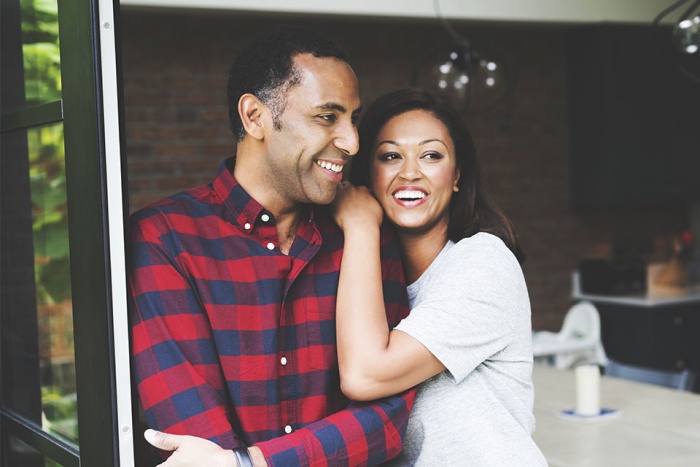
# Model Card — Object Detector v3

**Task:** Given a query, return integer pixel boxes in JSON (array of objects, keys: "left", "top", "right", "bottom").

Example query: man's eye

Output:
[{"left": 318, "top": 114, "right": 337, "bottom": 123}]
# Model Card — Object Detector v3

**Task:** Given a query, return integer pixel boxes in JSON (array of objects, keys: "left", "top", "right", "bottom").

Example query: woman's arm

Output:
[{"left": 332, "top": 183, "right": 445, "bottom": 401}]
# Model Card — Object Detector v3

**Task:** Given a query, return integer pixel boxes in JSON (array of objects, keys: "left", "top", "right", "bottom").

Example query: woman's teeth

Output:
[
  {"left": 316, "top": 160, "right": 343, "bottom": 173},
  {"left": 394, "top": 190, "right": 426, "bottom": 200}
]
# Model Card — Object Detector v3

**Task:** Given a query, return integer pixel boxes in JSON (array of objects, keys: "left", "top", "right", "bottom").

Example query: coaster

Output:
[{"left": 558, "top": 408, "right": 621, "bottom": 422}]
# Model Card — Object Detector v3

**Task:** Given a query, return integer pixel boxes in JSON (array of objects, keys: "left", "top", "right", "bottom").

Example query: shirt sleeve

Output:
[
  {"left": 129, "top": 216, "right": 243, "bottom": 449},
  {"left": 255, "top": 225, "right": 415, "bottom": 466},
  {"left": 255, "top": 390, "right": 416, "bottom": 466}
]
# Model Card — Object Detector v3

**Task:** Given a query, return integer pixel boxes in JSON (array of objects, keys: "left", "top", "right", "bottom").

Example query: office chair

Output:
[
  {"left": 604, "top": 359, "right": 697, "bottom": 391},
  {"left": 532, "top": 301, "right": 608, "bottom": 370}
]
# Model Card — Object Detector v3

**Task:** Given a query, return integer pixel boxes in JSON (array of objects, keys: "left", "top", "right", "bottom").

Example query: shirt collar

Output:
[
  {"left": 212, "top": 156, "right": 315, "bottom": 232},
  {"left": 212, "top": 156, "right": 269, "bottom": 232}
]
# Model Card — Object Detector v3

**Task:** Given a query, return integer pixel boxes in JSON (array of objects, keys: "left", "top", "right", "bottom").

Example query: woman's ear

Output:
[
  {"left": 239, "top": 94, "right": 266, "bottom": 140},
  {"left": 453, "top": 169, "right": 461, "bottom": 192}
]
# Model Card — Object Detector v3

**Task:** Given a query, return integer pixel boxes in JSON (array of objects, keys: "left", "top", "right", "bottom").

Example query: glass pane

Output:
[
  {"left": 6, "top": 434, "right": 65, "bottom": 467},
  {"left": 2, "top": 123, "right": 79, "bottom": 445},
  {"left": 21, "top": 0, "right": 61, "bottom": 107},
  {"left": 29, "top": 123, "right": 78, "bottom": 444}
]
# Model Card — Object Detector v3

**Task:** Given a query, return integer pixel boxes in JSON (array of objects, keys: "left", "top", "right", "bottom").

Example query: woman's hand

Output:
[
  {"left": 331, "top": 182, "right": 383, "bottom": 231},
  {"left": 144, "top": 429, "right": 267, "bottom": 467}
]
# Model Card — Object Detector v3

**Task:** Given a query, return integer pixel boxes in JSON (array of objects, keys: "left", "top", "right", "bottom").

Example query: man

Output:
[{"left": 129, "top": 27, "right": 414, "bottom": 466}]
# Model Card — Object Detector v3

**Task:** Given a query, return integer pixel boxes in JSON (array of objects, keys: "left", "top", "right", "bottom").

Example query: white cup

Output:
[{"left": 575, "top": 364, "right": 601, "bottom": 416}]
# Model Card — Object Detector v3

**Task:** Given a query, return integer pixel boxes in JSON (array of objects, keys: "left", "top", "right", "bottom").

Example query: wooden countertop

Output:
[{"left": 532, "top": 364, "right": 700, "bottom": 466}]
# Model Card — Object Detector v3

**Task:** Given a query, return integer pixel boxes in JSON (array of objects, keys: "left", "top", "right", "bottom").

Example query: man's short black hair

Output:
[{"left": 226, "top": 26, "right": 350, "bottom": 140}]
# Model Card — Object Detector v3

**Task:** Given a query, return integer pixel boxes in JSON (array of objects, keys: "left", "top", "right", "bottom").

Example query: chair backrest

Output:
[
  {"left": 559, "top": 301, "right": 600, "bottom": 342},
  {"left": 604, "top": 359, "right": 697, "bottom": 391}
]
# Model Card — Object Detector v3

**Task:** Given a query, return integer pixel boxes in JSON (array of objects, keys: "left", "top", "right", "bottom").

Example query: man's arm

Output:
[
  {"left": 130, "top": 218, "right": 243, "bottom": 449},
  {"left": 250, "top": 218, "right": 416, "bottom": 466},
  {"left": 253, "top": 389, "right": 415, "bottom": 466}
]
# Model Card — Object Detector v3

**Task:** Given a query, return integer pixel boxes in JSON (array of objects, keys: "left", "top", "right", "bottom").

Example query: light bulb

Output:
[
  {"left": 672, "top": 15, "right": 700, "bottom": 54},
  {"left": 439, "top": 62, "right": 453, "bottom": 74}
]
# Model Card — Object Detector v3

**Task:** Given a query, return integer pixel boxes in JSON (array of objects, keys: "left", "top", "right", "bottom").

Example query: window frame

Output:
[{"left": 0, "top": 0, "right": 134, "bottom": 465}]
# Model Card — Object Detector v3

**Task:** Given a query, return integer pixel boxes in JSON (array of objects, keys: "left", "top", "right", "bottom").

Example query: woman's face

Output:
[{"left": 370, "top": 109, "right": 460, "bottom": 236}]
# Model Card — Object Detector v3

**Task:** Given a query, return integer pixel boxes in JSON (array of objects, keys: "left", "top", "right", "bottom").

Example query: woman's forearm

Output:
[{"left": 336, "top": 223, "right": 392, "bottom": 400}]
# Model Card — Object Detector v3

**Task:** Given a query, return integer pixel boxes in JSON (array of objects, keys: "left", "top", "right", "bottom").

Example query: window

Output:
[{"left": 1, "top": 0, "right": 134, "bottom": 465}]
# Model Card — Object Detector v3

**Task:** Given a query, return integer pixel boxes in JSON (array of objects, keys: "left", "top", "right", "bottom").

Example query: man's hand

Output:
[{"left": 144, "top": 429, "right": 267, "bottom": 467}]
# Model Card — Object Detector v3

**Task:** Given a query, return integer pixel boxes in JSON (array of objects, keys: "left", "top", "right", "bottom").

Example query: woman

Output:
[{"left": 331, "top": 89, "right": 546, "bottom": 465}]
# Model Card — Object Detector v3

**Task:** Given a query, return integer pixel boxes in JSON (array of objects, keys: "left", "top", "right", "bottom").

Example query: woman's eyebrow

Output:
[
  {"left": 376, "top": 138, "right": 448, "bottom": 148},
  {"left": 418, "top": 138, "right": 447, "bottom": 147}
]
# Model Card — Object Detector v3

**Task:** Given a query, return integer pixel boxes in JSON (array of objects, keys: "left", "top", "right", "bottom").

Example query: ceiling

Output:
[{"left": 119, "top": 0, "right": 677, "bottom": 25}]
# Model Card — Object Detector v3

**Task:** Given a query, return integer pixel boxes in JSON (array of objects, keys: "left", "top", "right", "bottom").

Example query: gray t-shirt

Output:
[{"left": 388, "top": 232, "right": 547, "bottom": 466}]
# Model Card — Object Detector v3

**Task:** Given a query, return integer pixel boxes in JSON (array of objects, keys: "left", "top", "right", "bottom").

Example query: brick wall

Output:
[{"left": 120, "top": 9, "right": 689, "bottom": 330}]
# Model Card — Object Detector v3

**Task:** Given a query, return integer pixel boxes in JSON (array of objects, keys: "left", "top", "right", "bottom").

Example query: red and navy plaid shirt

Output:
[{"left": 129, "top": 157, "right": 414, "bottom": 466}]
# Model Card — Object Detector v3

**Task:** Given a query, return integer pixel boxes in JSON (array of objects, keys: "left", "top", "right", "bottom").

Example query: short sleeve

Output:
[{"left": 394, "top": 235, "right": 529, "bottom": 383}]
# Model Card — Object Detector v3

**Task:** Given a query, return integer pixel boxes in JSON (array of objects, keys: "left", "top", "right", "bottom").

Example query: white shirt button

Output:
[
  {"left": 280, "top": 356, "right": 287, "bottom": 366},
  {"left": 244, "top": 222, "right": 251, "bottom": 230},
  {"left": 284, "top": 425, "right": 292, "bottom": 434},
  {"left": 266, "top": 242, "right": 275, "bottom": 250},
  {"left": 261, "top": 213, "right": 270, "bottom": 222}
]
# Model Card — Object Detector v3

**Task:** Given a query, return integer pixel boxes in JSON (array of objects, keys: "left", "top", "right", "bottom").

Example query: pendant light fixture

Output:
[
  {"left": 654, "top": 0, "right": 700, "bottom": 54},
  {"left": 411, "top": 0, "right": 515, "bottom": 114}
]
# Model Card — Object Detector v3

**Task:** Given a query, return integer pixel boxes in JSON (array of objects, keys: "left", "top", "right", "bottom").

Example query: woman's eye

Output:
[
  {"left": 378, "top": 152, "right": 400, "bottom": 161},
  {"left": 423, "top": 152, "right": 443, "bottom": 160}
]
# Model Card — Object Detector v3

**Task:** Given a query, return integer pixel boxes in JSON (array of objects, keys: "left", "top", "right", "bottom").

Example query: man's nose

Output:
[{"left": 334, "top": 120, "right": 360, "bottom": 156}]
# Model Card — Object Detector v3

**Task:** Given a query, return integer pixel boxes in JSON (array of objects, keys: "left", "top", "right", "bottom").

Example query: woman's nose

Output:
[{"left": 398, "top": 158, "right": 421, "bottom": 180}]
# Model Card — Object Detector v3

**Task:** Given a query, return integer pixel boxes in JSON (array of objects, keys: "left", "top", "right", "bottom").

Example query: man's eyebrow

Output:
[
  {"left": 316, "top": 103, "right": 363, "bottom": 115},
  {"left": 317, "top": 103, "right": 346, "bottom": 112}
]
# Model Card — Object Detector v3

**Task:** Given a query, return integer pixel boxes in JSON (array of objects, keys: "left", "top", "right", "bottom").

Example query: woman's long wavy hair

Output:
[{"left": 350, "top": 88, "right": 524, "bottom": 263}]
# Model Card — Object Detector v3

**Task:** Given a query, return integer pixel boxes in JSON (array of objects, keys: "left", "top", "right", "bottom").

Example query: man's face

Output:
[{"left": 261, "top": 54, "right": 361, "bottom": 209}]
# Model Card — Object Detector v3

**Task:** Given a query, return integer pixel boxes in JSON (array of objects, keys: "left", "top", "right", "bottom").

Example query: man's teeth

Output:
[
  {"left": 394, "top": 190, "right": 426, "bottom": 200},
  {"left": 316, "top": 161, "right": 343, "bottom": 173}
]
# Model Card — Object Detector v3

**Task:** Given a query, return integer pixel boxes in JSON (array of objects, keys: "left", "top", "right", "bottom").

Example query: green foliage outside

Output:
[
  {"left": 23, "top": 0, "right": 69, "bottom": 308},
  {"left": 41, "top": 386, "right": 78, "bottom": 444},
  {"left": 22, "top": 0, "right": 62, "bottom": 105}
]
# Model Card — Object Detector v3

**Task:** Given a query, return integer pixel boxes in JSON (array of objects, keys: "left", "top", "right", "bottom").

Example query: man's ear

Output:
[{"left": 239, "top": 93, "right": 266, "bottom": 140}]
